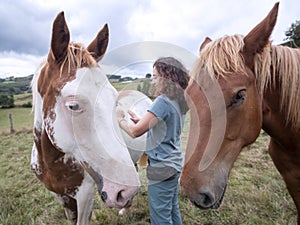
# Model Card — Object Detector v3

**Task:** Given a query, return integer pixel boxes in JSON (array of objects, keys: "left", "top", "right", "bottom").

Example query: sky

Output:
[{"left": 0, "top": 0, "right": 299, "bottom": 78}]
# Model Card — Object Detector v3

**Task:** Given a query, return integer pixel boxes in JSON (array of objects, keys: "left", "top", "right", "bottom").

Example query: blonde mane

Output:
[
  {"left": 60, "top": 42, "right": 97, "bottom": 77},
  {"left": 256, "top": 44, "right": 300, "bottom": 127},
  {"left": 191, "top": 34, "right": 246, "bottom": 80},
  {"left": 31, "top": 42, "right": 97, "bottom": 110},
  {"left": 191, "top": 34, "right": 300, "bottom": 128}
]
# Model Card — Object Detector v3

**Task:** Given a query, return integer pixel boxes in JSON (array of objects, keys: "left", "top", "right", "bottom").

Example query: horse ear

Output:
[
  {"left": 243, "top": 2, "right": 279, "bottom": 67},
  {"left": 87, "top": 24, "right": 109, "bottom": 62},
  {"left": 51, "top": 12, "right": 70, "bottom": 63},
  {"left": 199, "top": 37, "right": 212, "bottom": 53}
]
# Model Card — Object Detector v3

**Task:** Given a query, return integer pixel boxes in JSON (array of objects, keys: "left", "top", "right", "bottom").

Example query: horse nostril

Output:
[
  {"left": 199, "top": 191, "right": 214, "bottom": 207},
  {"left": 116, "top": 190, "right": 124, "bottom": 202},
  {"left": 101, "top": 191, "right": 108, "bottom": 202}
]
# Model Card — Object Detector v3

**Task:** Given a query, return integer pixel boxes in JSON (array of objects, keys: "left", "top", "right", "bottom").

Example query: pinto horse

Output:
[
  {"left": 31, "top": 12, "right": 150, "bottom": 224},
  {"left": 180, "top": 3, "right": 300, "bottom": 223}
]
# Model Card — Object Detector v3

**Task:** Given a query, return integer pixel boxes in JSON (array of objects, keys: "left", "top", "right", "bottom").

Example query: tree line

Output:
[
  {"left": 282, "top": 20, "right": 300, "bottom": 47},
  {"left": 0, "top": 75, "right": 33, "bottom": 95},
  {"left": 0, "top": 75, "right": 33, "bottom": 108}
]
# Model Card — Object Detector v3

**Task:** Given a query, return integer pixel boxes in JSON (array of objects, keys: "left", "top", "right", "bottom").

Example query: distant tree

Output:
[
  {"left": 0, "top": 94, "right": 14, "bottom": 108},
  {"left": 283, "top": 20, "right": 300, "bottom": 48},
  {"left": 137, "top": 83, "right": 142, "bottom": 92},
  {"left": 21, "top": 101, "right": 32, "bottom": 108},
  {"left": 137, "top": 73, "right": 152, "bottom": 97},
  {"left": 143, "top": 75, "right": 151, "bottom": 95}
]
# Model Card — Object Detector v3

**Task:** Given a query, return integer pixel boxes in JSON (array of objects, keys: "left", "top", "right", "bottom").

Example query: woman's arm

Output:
[{"left": 117, "top": 110, "right": 158, "bottom": 138}]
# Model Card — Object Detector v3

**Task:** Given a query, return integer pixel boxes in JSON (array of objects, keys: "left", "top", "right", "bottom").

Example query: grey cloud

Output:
[
  {"left": 0, "top": 1, "right": 57, "bottom": 55},
  {"left": 0, "top": 0, "right": 142, "bottom": 56}
]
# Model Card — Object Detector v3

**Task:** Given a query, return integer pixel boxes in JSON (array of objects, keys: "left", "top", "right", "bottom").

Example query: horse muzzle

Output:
[
  {"left": 100, "top": 177, "right": 139, "bottom": 208},
  {"left": 192, "top": 185, "right": 227, "bottom": 209}
]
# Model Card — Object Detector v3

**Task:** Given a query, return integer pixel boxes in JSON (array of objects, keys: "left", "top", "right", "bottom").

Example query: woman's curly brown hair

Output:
[{"left": 153, "top": 57, "right": 190, "bottom": 114}]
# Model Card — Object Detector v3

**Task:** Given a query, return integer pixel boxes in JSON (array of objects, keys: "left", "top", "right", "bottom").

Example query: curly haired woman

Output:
[{"left": 117, "top": 57, "right": 189, "bottom": 225}]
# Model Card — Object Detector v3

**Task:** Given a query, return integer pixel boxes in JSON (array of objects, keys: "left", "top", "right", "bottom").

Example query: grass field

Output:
[
  {"left": 0, "top": 83, "right": 297, "bottom": 224},
  {"left": 0, "top": 107, "right": 33, "bottom": 134},
  {"left": 0, "top": 118, "right": 297, "bottom": 224},
  {"left": 14, "top": 93, "right": 32, "bottom": 106}
]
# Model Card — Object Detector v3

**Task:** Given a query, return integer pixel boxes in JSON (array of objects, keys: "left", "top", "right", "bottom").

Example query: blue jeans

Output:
[{"left": 147, "top": 172, "right": 182, "bottom": 225}]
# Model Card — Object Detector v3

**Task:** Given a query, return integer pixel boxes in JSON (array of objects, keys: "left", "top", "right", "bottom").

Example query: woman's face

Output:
[{"left": 152, "top": 67, "right": 160, "bottom": 87}]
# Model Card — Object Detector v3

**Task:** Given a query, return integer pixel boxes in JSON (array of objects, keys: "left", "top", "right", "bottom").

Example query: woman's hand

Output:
[
  {"left": 128, "top": 110, "right": 140, "bottom": 124},
  {"left": 117, "top": 109, "right": 157, "bottom": 138}
]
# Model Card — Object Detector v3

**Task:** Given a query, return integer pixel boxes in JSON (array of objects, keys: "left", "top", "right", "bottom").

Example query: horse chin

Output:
[
  {"left": 121, "top": 199, "right": 132, "bottom": 209},
  {"left": 104, "top": 199, "right": 131, "bottom": 209},
  {"left": 192, "top": 200, "right": 222, "bottom": 210}
]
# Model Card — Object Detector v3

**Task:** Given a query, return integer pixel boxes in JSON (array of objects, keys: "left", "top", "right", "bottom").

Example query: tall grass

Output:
[{"left": 0, "top": 130, "right": 297, "bottom": 224}]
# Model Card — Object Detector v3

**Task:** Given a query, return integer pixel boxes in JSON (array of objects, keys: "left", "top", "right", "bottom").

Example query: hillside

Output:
[{"left": 0, "top": 75, "right": 33, "bottom": 95}]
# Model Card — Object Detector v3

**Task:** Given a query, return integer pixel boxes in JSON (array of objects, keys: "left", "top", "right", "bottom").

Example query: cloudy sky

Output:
[{"left": 0, "top": 0, "right": 299, "bottom": 78}]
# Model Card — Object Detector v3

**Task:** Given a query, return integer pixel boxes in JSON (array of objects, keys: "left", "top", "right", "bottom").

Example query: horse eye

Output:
[
  {"left": 231, "top": 89, "right": 246, "bottom": 106},
  {"left": 66, "top": 102, "right": 82, "bottom": 112}
]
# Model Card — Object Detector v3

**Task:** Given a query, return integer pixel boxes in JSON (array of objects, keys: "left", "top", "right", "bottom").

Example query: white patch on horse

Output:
[
  {"left": 33, "top": 93, "right": 44, "bottom": 132},
  {"left": 30, "top": 144, "right": 42, "bottom": 175},
  {"left": 31, "top": 61, "right": 45, "bottom": 133},
  {"left": 73, "top": 173, "right": 95, "bottom": 223},
  {"left": 53, "top": 153, "right": 77, "bottom": 166}
]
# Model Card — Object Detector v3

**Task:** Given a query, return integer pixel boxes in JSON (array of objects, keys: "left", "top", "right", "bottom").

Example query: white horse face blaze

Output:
[{"left": 52, "top": 67, "right": 140, "bottom": 198}]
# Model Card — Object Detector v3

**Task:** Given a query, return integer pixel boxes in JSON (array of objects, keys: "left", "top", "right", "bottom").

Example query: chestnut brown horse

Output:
[
  {"left": 31, "top": 12, "right": 151, "bottom": 224},
  {"left": 180, "top": 3, "right": 300, "bottom": 223}
]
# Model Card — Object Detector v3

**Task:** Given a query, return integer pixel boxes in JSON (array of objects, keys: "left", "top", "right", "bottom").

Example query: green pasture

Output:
[
  {"left": 0, "top": 108, "right": 33, "bottom": 134},
  {"left": 14, "top": 93, "right": 32, "bottom": 106}
]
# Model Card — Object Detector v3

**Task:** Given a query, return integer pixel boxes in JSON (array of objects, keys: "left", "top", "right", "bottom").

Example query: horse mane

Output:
[
  {"left": 191, "top": 34, "right": 300, "bottom": 128},
  {"left": 31, "top": 42, "right": 98, "bottom": 110},
  {"left": 191, "top": 34, "right": 246, "bottom": 80},
  {"left": 60, "top": 42, "right": 97, "bottom": 77},
  {"left": 255, "top": 44, "right": 300, "bottom": 127}
]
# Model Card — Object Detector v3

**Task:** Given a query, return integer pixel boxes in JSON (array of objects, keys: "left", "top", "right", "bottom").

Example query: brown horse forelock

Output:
[{"left": 191, "top": 34, "right": 300, "bottom": 129}]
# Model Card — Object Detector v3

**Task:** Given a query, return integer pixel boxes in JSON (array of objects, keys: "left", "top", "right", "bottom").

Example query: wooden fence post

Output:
[{"left": 9, "top": 113, "right": 15, "bottom": 134}]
